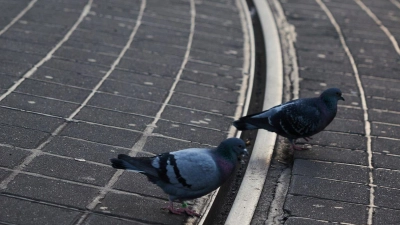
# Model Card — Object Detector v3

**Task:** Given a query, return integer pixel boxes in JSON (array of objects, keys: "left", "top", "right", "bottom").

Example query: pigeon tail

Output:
[
  {"left": 233, "top": 118, "right": 259, "bottom": 130},
  {"left": 110, "top": 158, "right": 143, "bottom": 172}
]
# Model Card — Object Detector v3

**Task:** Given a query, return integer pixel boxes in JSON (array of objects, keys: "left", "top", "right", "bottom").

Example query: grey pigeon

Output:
[
  {"left": 233, "top": 88, "right": 344, "bottom": 150},
  {"left": 110, "top": 138, "right": 248, "bottom": 216}
]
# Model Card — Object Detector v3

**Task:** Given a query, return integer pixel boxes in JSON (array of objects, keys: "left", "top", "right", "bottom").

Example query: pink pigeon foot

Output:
[
  {"left": 165, "top": 202, "right": 200, "bottom": 217},
  {"left": 303, "top": 136, "right": 313, "bottom": 142}
]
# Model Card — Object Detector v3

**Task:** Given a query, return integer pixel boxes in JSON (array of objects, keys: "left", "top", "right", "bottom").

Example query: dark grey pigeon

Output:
[
  {"left": 233, "top": 88, "right": 344, "bottom": 150},
  {"left": 110, "top": 138, "right": 247, "bottom": 217}
]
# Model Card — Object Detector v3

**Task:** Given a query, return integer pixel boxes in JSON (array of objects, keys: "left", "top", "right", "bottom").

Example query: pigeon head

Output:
[
  {"left": 216, "top": 138, "right": 248, "bottom": 160},
  {"left": 320, "top": 88, "right": 345, "bottom": 102}
]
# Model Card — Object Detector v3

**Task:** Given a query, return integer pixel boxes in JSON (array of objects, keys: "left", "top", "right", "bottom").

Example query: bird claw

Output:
[
  {"left": 165, "top": 205, "right": 201, "bottom": 217},
  {"left": 291, "top": 143, "right": 309, "bottom": 151},
  {"left": 303, "top": 137, "right": 313, "bottom": 142}
]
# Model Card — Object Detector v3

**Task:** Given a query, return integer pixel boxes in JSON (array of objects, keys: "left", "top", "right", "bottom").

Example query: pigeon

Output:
[
  {"left": 233, "top": 88, "right": 344, "bottom": 150},
  {"left": 110, "top": 138, "right": 248, "bottom": 217}
]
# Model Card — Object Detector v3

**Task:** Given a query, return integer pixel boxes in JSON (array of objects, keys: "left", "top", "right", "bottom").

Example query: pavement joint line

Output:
[
  {"left": 292, "top": 175, "right": 368, "bottom": 186},
  {"left": 226, "top": 0, "right": 283, "bottom": 222},
  {"left": 296, "top": 159, "right": 370, "bottom": 168},
  {"left": 288, "top": 194, "right": 371, "bottom": 207},
  {"left": 197, "top": 0, "right": 255, "bottom": 223},
  {"left": 0, "top": 0, "right": 93, "bottom": 103},
  {"left": 8, "top": 89, "right": 236, "bottom": 118},
  {"left": 0, "top": 0, "right": 38, "bottom": 36},
  {"left": 288, "top": 216, "right": 357, "bottom": 225},
  {"left": 354, "top": 0, "right": 400, "bottom": 55},
  {"left": 0, "top": 166, "right": 166, "bottom": 202},
  {"left": 315, "top": 1, "right": 375, "bottom": 224}
]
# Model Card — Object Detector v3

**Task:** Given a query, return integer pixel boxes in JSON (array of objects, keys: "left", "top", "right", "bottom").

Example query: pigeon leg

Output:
[
  {"left": 165, "top": 201, "right": 201, "bottom": 217},
  {"left": 289, "top": 139, "right": 307, "bottom": 151},
  {"left": 166, "top": 201, "right": 183, "bottom": 215},
  {"left": 180, "top": 202, "right": 201, "bottom": 217},
  {"left": 303, "top": 136, "right": 313, "bottom": 142}
]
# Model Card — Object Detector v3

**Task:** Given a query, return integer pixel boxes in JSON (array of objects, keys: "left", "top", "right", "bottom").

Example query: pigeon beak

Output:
[
  {"left": 340, "top": 96, "right": 345, "bottom": 101},
  {"left": 242, "top": 149, "right": 249, "bottom": 156}
]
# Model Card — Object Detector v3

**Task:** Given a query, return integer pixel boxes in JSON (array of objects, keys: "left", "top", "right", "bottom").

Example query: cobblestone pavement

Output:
[
  {"left": 256, "top": 0, "right": 400, "bottom": 224},
  {"left": 0, "top": 0, "right": 250, "bottom": 224}
]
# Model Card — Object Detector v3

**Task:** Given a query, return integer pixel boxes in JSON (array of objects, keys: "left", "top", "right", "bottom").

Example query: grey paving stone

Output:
[
  {"left": 0, "top": 123, "right": 50, "bottom": 149},
  {"left": 189, "top": 49, "right": 243, "bottom": 68},
  {"left": 123, "top": 49, "right": 183, "bottom": 67},
  {"left": 42, "top": 136, "right": 130, "bottom": 165},
  {"left": 154, "top": 120, "right": 227, "bottom": 146},
  {"left": 83, "top": 214, "right": 144, "bottom": 225},
  {"left": 161, "top": 105, "right": 233, "bottom": 131},
  {"left": 12, "top": 19, "right": 70, "bottom": 35},
  {"left": 0, "top": 59, "right": 31, "bottom": 76},
  {"left": 5, "top": 173, "right": 99, "bottom": 209},
  {"left": 24, "top": 154, "right": 115, "bottom": 186},
  {"left": 336, "top": 106, "right": 364, "bottom": 121},
  {"left": 181, "top": 69, "right": 242, "bottom": 90},
  {"left": 372, "top": 137, "right": 400, "bottom": 154},
  {"left": 98, "top": 79, "right": 168, "bottom": 103},
  {"left": 185, "top": 60, "right": 242, "bottom": 78},
  {"left": 108, "top": 69, "right": 175, "bottom": 90},
  {"left": 2, "top": 28, "right": 61, "bottom": 46},
  {"left": 75, "top": 106, "right": 152, "bottom": 131},
  {"left": 93, "top": 192, "right": 185, "bottom": 225},
  {"left": 87, "top": 92, "right": 161, "bottom": 116},
  {"left": 325, "top": 118, "right": 364, "bottom": 134},
  {"left": 369, "top": 109, "right": 400, "bottom": 125},
  {"left": 285, "top": 217, "right": 333, "bottom": 225},
  {"left": 373, "top": 153, "right": 400, "bottom": 171},
  {"left": 0, "top": 195, "right": 81, "bottom": 225},
  {"left": 142, "top": 136, "right": 207, "bottom": 155},
  {"left": 0, "top": 73, "right": 19, "bottom": 89},
  {"left": 0, "top": 48, "right": 43, "bottom": 65},
  {"left": 113, "top": 172, "right": 166, "bottom": 199},
  {"left": 374, "top": 168, "right": 400, "bottom": 189},
  {"left": 0, "top": 92, "right": 79, "bottom": 117},
  {"left": 292, "top": 159, "right": 368, "bottom": 183},
  {"left": 60, "top": 122, "right": 141, "bottom": 148},
  {"left": 284, "top": 195, "right": 368, "bottom": 224},
  {"left": 32, "top": 67, "right": 101, "bottom": 89},
  {"left": 65, "top": 39, "right": 123, "bottom": 55},
  {"left": 175, "top": 81, "right": 239, "bottom": 103},
  {"left": 142, "top": 15, "right": 191, "bottom": 31},
  {"left": 0, "top": 145, "right": 31, "bottom": 169},
  {"left": 169, "top": 93, "right": 236, "bottom": 115},
  {"left": 117, "top": 58, "right": 180, "bottom": 77},
  {"left": 364, "top": 86, "right": 400, "bottom": 100},
  {"left": 191, "top": 40, "right": 244, "bottom": 62},
  {"left": 42, "top": 58, "right": 109, "bottom": 78},
  {"left": 294, "top": 146, "right": 368, "bottom": 166},
  {"left": 129, "top": 41, "right": 187, "bottom": 58},
  {"left": 70, "top": 29, "right": 130, "bottom": 47},
  {"left": 375, "top": 186, "right": 400, "bottom": 209},
  {"left": 306, "top": 131, "right": 367, "bottom": 150},
  {"left": 22, "top": 9, "right": 82, "bottom": 26},
  {"left": 79, "top": 16, "right": 135, "bottom": 36},
  {"left": 0, "top": 107, "right": 64, "bottom": 132},
  {"left": 371, "top": 122, "right": 399, "bottom": 139},
  {"left": 54, "top": 47, "right": 117, "bottom": 66},
  {"left": 134, "top": 25, "right": 189, "bottom": 47},
  {"left": 0, "top": 168, "right": 11, "bottom": 181},
  {"left": 374, "top": 208, "right": 400, "bottom": 225},
  {"left": 289, "top": 175, "right": 369, "bottom": 204},
  {"left": 15, "top": 78, "right": 92, "bottom": 103}
]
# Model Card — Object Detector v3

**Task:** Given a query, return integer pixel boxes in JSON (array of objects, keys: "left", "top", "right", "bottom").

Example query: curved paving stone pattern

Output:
[
  {"left": 266, "top": 0, "right": 400, "bottom": 224},
  {"left": 0, "top": 0, "right": 248, "bottom": 224}
]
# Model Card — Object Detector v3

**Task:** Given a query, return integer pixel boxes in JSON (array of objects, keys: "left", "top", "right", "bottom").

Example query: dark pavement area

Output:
[
  {"left": 0, "top": 0, "right": 248, "bottom": 224},
  {"left": 253, "top": 0, "right": 400, "bottom": 224}
]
